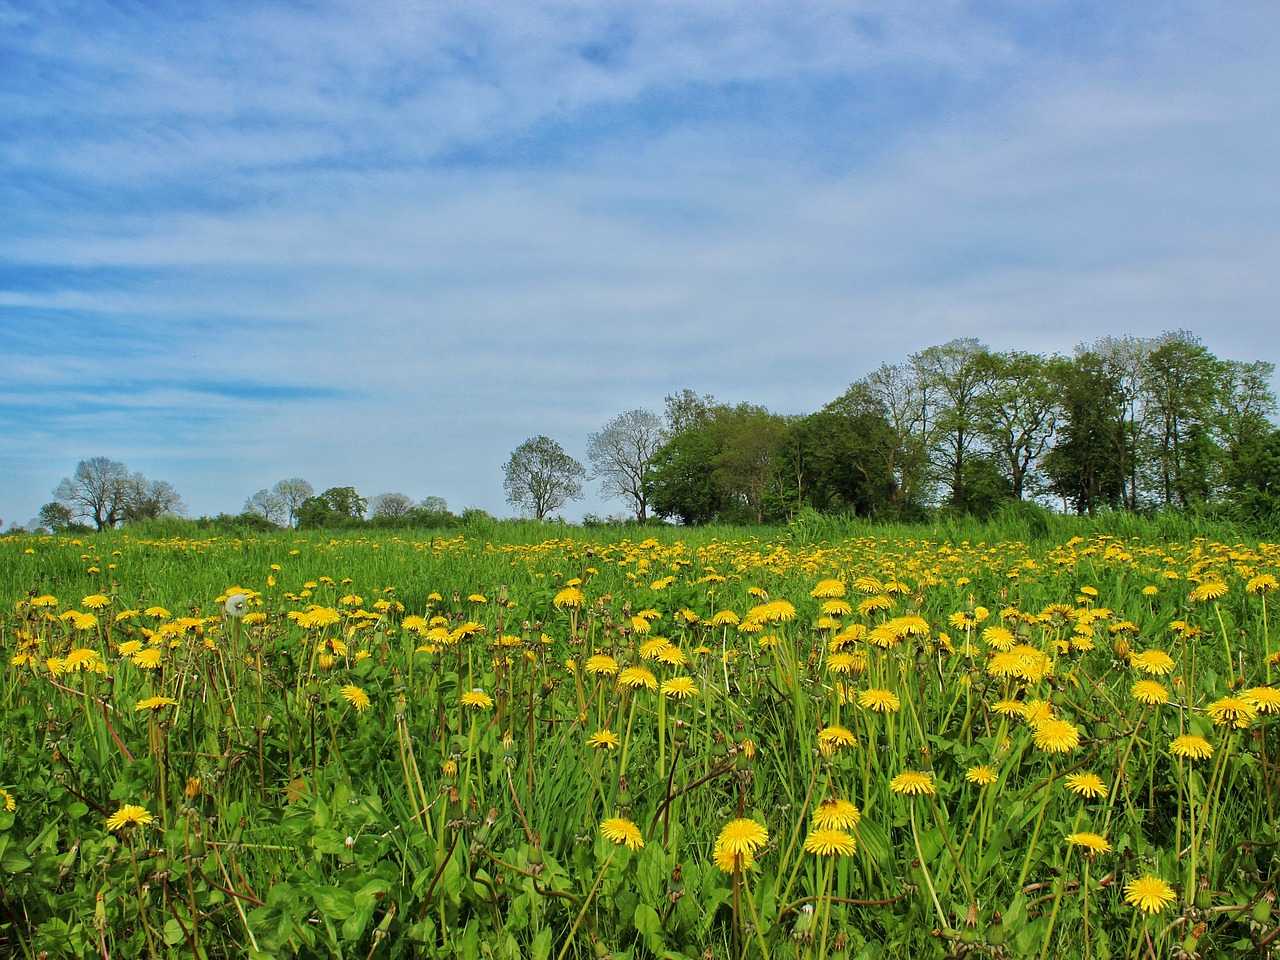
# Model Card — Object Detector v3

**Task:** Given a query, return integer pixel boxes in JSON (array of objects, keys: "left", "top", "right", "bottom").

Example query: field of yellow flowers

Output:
[{"left": 2, "top": 524, "right": 1280, "bottom": 959}]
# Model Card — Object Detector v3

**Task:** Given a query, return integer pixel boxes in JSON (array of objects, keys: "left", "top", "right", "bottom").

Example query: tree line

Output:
[
  {"left": 33, "top": 330, "right": 1278, "bottom": 532},
  {"left": 504, "top": 329, "right": 1280, "bottom": 526}
]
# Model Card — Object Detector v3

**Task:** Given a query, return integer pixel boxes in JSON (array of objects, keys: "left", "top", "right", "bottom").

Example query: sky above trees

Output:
[{"left": 2, "top": 1, "right": 1279, "bottom": 525}]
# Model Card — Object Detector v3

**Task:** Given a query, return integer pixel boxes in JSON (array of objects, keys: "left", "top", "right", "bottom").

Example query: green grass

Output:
[{"left": 2, "top": 517, "right": 1279, "bottom": 959}]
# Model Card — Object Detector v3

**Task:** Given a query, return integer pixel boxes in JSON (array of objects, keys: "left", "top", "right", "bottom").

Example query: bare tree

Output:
[
  {"left": 244, "top": 489, "right": 287, "bottom": 525},
  {"left": 272, "top": 478, "right": 314, "bottom": 528},
  {"left": 371, "top": 492, "right": 414, "bottom": 518},
  {"left": 503, "top": 436, "right": 586, "bottom": 520},
  {"left": 587, "top": 409, "right": 666, "bottom": 522},
  {"left": 54, "top": 457, "right": 134, "bottom": 530},
  {"left": 54, "top": 457, "right": 183, "bottom": 529}
]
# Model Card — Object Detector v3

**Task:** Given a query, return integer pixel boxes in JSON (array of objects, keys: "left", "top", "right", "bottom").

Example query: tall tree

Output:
[
  {"left": 272, "top": 478, "right": 314, "bottom": 528},
  {"left": 858, "top": 362, "right": 936, "bottom": 512},
  {"left": 1140, "top": 330, "right": 1222, "bottom": 507},
  {"left": 1215, "top": 359, "right": 1278, "bottom": 499},
  {"left": 297, "top": 487, "right": 368, "bottom": 528},
  {"left": 645, "top": 429, "right": 723, "bottom": 525},
  {"left": 1044, "top": 353, "right": 1126, "bottom": 515},
  {"left": 370, "top": 492, "right": 414, "bottom": 518},
  {"left": 244, "top": 489, "right": 287, "bottom": 525},
  {"left": 121, "top": 476, "right": 184, "bottom": 522},
  {"left": 973, "top": 350, "right": 1059, "bottom": 501},
  {"left": 53, "top": 458, "right": 183, "bottom": 529},
  {"left": 587, "top": 409, "right": 666, "bottom": 522},
  {"left": 911, "top": 338, "right": 991, "bottom": 512},
  {"left": 1089, "top": 335, "right": 1151, "bottom": 509},
  {"left": 503, "top": 436, "right": 586, "bottom": 520}
]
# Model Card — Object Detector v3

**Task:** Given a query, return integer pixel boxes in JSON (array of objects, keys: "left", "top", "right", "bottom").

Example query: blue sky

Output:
[{"left": 3, "top": 1, "right": 1279, "bottom": 525}]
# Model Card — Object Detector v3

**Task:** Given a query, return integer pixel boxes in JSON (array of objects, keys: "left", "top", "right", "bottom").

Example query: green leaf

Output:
[
  {"left": 530, "top": 927, "right": 552, "bottom": 960},
  {"left": 311, "top": 886, "right": 354, "bottom": 920}
]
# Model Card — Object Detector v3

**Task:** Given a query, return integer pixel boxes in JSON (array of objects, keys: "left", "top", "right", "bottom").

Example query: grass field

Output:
[{"left": 2, "top": 515, "right": 1279, "bottom": 959}]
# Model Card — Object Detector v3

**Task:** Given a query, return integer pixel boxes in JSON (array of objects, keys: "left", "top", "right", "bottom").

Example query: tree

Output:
[
  {"left": 419, "top": 495, "right": 450, "bottom": 514},
  {"left": 1044, "top": 353, "right": 1126, "bottom": 515},
  {"left": 856, "top": 364, "right": 936, "bottom": 512},
  {"left": 53, "top": 457, "right": 183, "bottom": 530},
  {"left": 244, "top": 489, "right": 287, "bottom": 525},
  {"left": 1140, "top": 330, "right": 1222, "bottom": 507},
  {"left": 371, "top": 492, "right": 414, "bottom": 519},
  {"left": 911, "top": 338, "right": 991, "bottom": 512},
  {"left": 503, "top": 436, "right": 586, "bottom": 520},
  {"left": 122, "top": 476, "right": 184, "bottom": 522},
  {"left": 53, "top": 457, "right": 132, "bottom": 530},
  {"left": 587, "top": 409, "right": 666, "bottom": 522},
  {"left": 296, "top": 486, "right": 368, "bottom": 528},
  {"left": 646, "top": 429, "right": 724, "bottom": 525},
  {"left": 38, "top": 502, "right": 75, "bottom": 531},
  {"left": 972, "top": 351, "right": 1059, "bottom": 501},
  {"left": 272, "top": 478, "right": 314, "bottom": 528}
]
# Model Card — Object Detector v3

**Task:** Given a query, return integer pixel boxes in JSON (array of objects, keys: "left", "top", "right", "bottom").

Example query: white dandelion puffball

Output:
[{"left": 224, "top": 594, "right": 249, "bottom": 617}]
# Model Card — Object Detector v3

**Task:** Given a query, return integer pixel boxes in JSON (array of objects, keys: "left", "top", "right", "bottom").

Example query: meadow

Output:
[{"left": 2, "top": 514, "right": 1279, "bottom": 959}]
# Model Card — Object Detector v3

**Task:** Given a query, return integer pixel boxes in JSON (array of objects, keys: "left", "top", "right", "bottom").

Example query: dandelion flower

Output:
[
  {"left": 81, "top": 594, "right": 110, "bottom": 610},
  {"left": 1124, "top": 875, "right": 1177, "bottom": 914},
  {"left": 1206, "top": 695, "right": 1256, "bottom": 729},
  {"left": 341, "top": 685, "right": 371, "bottom": 713},
  {"left": 661, "top": 676, "right": 699, "bottom": 699},
  {"left": 106, "top": 804, "right": 154, "bottom": 831},
  {"left": 965, "top": 765, "right": 998, "bottom": 786},
  {"left": 803, "top": 828, "right": 858, "bottom": 857},
  {"left": 1064, "top": 772, "right": 1107, "bottom": 798},
  {"left": 618, "top": 667, "right": 658, "bottom": 691},
  {"left": 132, "top": 648, "right": 162, "bottom": 669},
  {"left": 460, "top": 689, "right": 494, "bottom": 709},
  {"left": 715, "top": 818, "right": 769, "bottom": 857},
  {"left": 1170, "top": 734, "right": 1213, "bottom": 760},
  {"left": 600, "top": 817, "right": 644, "bottom": 851},
  {"left": 1033, "top": 718, "right": 1081, "bottom": 754},
  {"left": 714, "top": 845, "right": 754, "bottom": 873},
  {"left": 587, "top": 729, "right": 621, "bottom": 750},
  {"left": 585, "top": 654, "right": 618, "bottom": 676},
  {"left": 1247, "top": 574, "right": 1279, "bottom": 595},
  {"left": 810, "top": 579, "right": 846, "bottom": 599},
  {"left": 134, "top": 696, "right": 179, "bottom": 712},
  {"left": 1131, "top": 680, "right": 1170, "bottom": 706},
  {"left": 889, "top": 771, "right": 936, "bottom": 796},
  {"left": 1129, "top": 649, "right": 1176, "bottom": 676},
  {"left": 0, "top": 788, "right": 14, "bottom": 812},
  {"left": 817, "top": 725, "right": 858, "bottom": 753},
  {"left": 812, "top": 798, "right": 861, "bottom": 830},
  {"left": 1066, "top": 832, "right": 1112, "bottom": 855},
  {"left": 553, "top": 587, "right": 585, "bottom": 609},
  {"left": 857, "top": 688, "right": 901, "bottom": 713},
  {"left": 1188, "top": 581, "right": 1229, "bottom": 603},
  {"left": 1242, "top": 687, "right": 1280, "bottom": 714}
]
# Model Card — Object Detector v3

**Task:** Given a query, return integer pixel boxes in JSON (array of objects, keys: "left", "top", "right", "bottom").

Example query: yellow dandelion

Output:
[
  {"left": 617, "top": 667, "right": 658, "bottom": 691},
  {"left": 460, "top": 689, "right": 494, "bottom": 709},
  {"left": 1066, "top": 832, "right": 1112, "bottom": 855},
  {"left": 803, "top": 828, "right": 857, "bottom": 857},
  {"left": 1242, "top": 687, "right": 1280, "bottom": 714},
  {"left": 1064, "top": 772, "right": 1107, "bottom": 798},
  {"left": 1033, "top": 718, "right": 1081, "bottom": 753},
  {"left": 817, "top": 725, "right": 858, "bottom": 752},
  {"left": 1247, "top": 574, "right": 1278, "bottom": 595},
  {"left": 965, "top": 765, "right": 998, "bottom": 786},
  {"left": 1170, "top": 734, "right": 1213, "bottom": 760},
  {"left": 857, "top": 688, "right": 901, "bottom": 713},
  {"left": 0, "top": 788, "right": 14, "bottom": 812},
  {"left": 1131, "top": 680, "right": 1170, "bottom": 706},
  {"left": 81, "top": 594, "right": 110, "bottom": 610},
  {"left": 660, "top": 676, "right": 699, "bottom": 699},
  {"left": 1206, "top": 695, "right": 1256, "bottom": 729},
  {"left": 889, "top": 771, "right": 936, "bottom": 795},
  {"left": 587, "top": 729, "right": 621, "bottom": 750},
  {"left": 1129, "top": 649, "right": 1176, "bottom": 676},
  {"left": 812, "top": 798, "right": 861, "bottom": 830},
  {"left": 131, "top": 648, "right": 162, "bottom": 669},
  {"left": 1188, "top": 581, "right": 1229, "bottom": 603},
  {"left": 810, "top": 579, "right": 846, "bottom": 599},
  {"left": 106, "top": 804, "right": 154, "bottom": 831},
  {"left": 715, "top": 818, "right": 769, "bottom": 856},
  {"left": 553, "top": 587, "right": 585, "bottom": 609},
  {"left": 134, "top": 696, "right": 179, "bottom": 712},
  {"left": 1124, "top": 875, "right": 1176, "bottom": 914},
  {"left": 341, "top": 684, "right": 371, "bottom": 712},
  {"left": 585, "top": 654, "right": 618, "bottom": 676},
  {"left": 600, "top": 817, "right": 644, "bottom": 851}
]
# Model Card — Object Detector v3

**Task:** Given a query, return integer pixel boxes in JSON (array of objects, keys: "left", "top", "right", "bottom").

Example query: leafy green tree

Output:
[
  {"left": 38, "top": 501, "right": 75, "bottom": 531},
  {"left": 1139, "top": 330, "right": 1223, "bottom": 507},
  {"left": 503, "top": 436, "right": 586, "bottom": 520},
  {"left": 973, "top": 350, "right": 1059, "bottom": 501},
  {"left": 645, "top": 429, "right": 723, "bottom": 525},
  {"left": 1044, "top": 353, "right": 1126, "bottom": 515},
  {"left": 1215, "top": 359, "right": 1278, "bottom": 499},
  {"left": 787, "top": 400, "right": 898, "bottom": 517},
  {"left": 911, "top": 338, "right": 991, "bottom": 512},
  {"left": 297, "top": 486, "right": 368, "bottom": 528}
]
